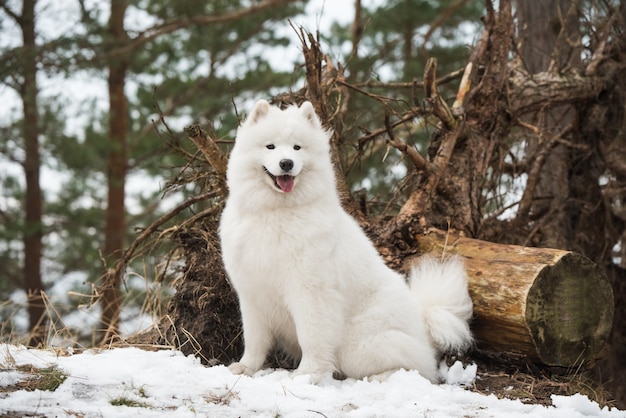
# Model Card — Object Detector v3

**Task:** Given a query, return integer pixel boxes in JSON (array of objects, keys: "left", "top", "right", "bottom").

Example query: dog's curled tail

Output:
[{"left": 409, "top": 255, "right": 474, "bottom": 354}]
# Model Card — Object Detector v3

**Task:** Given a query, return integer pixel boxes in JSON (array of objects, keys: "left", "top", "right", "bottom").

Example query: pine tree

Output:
[{"left": 0, "top": 0, "right": 46, "bottom": 345}]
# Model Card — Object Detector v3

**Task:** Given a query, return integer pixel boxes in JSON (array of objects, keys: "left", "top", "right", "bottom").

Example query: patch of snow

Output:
[
  {"left": 0, "top": 345, "right": 623, "bottom": 418},
  {"left": 551, "top": 393, "right": 612, "bottom": 417},
  {"left": 441, "top": 360, "right": 478, "bottom": 386}
]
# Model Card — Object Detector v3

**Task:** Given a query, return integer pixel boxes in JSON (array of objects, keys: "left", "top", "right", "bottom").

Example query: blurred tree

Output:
[
  {"left": 98, "top": 0, "right": 129, "bottom": 346},
  {"left": 0, "top": 0, "right": 46, "bottom": 345},
  {"left": 81, "top": 0, "right": 306, "bottom": 344},
  {"left": 1, "top": 0, "right": 306, "bottom": 344}
]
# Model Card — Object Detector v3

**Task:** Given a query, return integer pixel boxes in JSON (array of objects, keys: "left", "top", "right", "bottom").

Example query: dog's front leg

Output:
[
  {"left": 287, "top": 289, "right": 341, "bottom": 382},
  {"left": 229, "top": 294, "right": 272, "bottom": 376}
]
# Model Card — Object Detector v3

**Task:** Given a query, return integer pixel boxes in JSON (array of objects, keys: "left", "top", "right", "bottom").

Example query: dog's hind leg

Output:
[{"left": 337, "top": 329, "right": 440, "bottom": 383}]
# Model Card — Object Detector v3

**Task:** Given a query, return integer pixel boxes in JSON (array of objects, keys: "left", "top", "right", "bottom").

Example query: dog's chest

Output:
[
  {"left": 225, "top": 211, "right": 331, "bottom": 283},
  {"left": 240, "top": 215, "right": 308, "bottom": 257}
]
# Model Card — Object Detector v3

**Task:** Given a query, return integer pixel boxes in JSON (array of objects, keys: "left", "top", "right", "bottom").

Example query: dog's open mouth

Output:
[{"left": 264, "top": 167, "right": 295, "bottom": 193}]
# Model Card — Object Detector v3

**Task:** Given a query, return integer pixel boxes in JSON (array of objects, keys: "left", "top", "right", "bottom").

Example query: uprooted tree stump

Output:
[
  {"left": 411, "top": 228, "right": 614, "bottom": 369},
  {"left": 131, "top": 217, "right": 243, "bottom": 365},
  {"left": 133, "top": 22, "right": 614, "bottom": 374}
]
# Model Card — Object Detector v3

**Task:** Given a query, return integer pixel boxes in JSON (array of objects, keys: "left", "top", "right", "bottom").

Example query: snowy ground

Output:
[{"left": 0, "top": 344, "right": 623, "bottom": 418}]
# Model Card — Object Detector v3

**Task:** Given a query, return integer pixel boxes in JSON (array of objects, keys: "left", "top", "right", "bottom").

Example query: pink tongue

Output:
[{"left": 277, "top": 175, "right": 294, "bottom": 193}]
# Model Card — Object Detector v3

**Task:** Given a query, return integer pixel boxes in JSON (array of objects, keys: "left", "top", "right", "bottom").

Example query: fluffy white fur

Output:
[{"left": 219, "top": 100, "right": 473, "bottom": 383}]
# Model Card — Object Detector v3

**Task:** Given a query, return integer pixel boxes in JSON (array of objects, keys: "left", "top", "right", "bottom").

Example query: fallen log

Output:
[{"left": 409, "top": 228, "right": 614, "bottom": 369}]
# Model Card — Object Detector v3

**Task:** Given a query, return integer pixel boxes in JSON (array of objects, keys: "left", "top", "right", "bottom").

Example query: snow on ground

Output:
[{"left": 0, "top": 345, "right": 623, "bottom": 418}]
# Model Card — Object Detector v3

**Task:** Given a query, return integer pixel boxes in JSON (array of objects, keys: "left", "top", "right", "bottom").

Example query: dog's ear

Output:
[
  {"left": 246, "top": 100, "right": 271, "bottom": 125},
  {"left": 300, "top": 101, "right": 321, "bottom": 128}
]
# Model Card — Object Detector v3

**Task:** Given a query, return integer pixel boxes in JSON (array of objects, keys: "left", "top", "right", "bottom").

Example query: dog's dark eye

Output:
[
  {"left": 294, "top": 145, "right": 301, "bottom": 150},
  {"left": 266, "top": 144, "right": 275, "bottom": 150}
]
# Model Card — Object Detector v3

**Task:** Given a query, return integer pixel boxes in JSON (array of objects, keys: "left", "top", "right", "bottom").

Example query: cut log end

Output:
[
  {"left": 412, "top": 229, "right": 614, "bottom": 368},
  {"left": 527, "top": 252, "right": 614, "bottom": 367}
]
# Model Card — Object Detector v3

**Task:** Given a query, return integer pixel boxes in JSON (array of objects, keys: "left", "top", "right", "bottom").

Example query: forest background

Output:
[{"left": 1, "top": 0, "right": 625, "bottom": 408}]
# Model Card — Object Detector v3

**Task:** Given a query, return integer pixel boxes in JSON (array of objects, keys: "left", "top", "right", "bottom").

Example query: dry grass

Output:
[
  {"left": 466, "top": 352, "right": 617, "bottom": 409},
  {"left": 0, "top": 364, "right": 67, "bottom": 393}
]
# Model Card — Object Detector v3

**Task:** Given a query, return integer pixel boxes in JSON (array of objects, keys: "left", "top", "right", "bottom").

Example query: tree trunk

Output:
[
  {"left": 99, "top": 0, "right": 129, "bottom": 345},
  {"left": 412, "top": 229, "right": 614, "bottom": 368},
  {"left": 20, "top": 0, "right": 46, "bottom": 346},
  {"left": 515, "top": 0, "right": 580, "bottom": 248}
]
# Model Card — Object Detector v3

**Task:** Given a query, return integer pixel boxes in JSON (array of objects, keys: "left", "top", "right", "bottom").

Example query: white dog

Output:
[{"left": 219, "top": 100, "right": 473, "bottom": 383}]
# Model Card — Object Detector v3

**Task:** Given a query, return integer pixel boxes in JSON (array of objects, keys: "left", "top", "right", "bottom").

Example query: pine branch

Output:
[
  {"left": 420, "top": 0, "right": 469, "bottom": 61},
  {"left": 108, "top": 0, "right": 298, "bottom": 58}
]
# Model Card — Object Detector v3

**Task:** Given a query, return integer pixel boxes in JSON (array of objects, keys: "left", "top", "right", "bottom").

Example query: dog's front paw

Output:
[
  {"left": 292, "top": 366, "right": 334, "bottom": 384},
  {"left": 228, "top": 362, "right": 255, "bottom": 376}
]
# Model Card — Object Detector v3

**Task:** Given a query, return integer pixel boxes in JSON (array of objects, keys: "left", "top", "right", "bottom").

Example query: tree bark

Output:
[
  {"left": 515, "top": 0, "right": 580, "bottom": 249},
  {"left": 411, "top": 229, "right": 614, "bottom": 368},
  {"left": 508, "top": 70, "right": 603, "bottom": 115},
  {"left": 99, "top": 0, "right": 129, "bottom": 345},
  {"left": 20, "top": 0, "right": 46, "bottom": 346}
]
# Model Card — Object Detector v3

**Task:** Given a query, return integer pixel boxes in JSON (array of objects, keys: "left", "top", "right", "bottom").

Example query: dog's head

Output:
[{"left": 226, "top": 100, "right": 334, "bottom": 206}]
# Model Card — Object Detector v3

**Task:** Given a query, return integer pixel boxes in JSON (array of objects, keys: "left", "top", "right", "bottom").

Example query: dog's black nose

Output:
[{"left": 279, "top": 159, "right": 294, "bottom": 172}]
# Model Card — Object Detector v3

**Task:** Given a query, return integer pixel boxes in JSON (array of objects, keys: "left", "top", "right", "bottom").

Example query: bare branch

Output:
[
  {"left": 384, "top": 112, "right": 429, "bottom": 171},
  {"left": 292, "top": 24, "right": 368, "bottom": 221},
  {"left": 336, "top": 79, "right": 399, "bottom": 104},
  {"left": 295, "top": 26, "right": 327, "bottom": 124},
  {"left": 393, "top": 120, "right": 465, "bottom": 223},
  {"left": 126, "top": 190, "right": 220, "bottom": 267},
  {"left": 452, "top": 62, "right": 473, "bottom": 110},
  {"left": 353, "top": 67, "right": 465, "bottom": 90},
  {"left": 386, "top": 54, "right": 473, "bottom": 230},
  {"left": 357, "top": 110, "right": 423, "bottom": 147},
  {"left": 509, "top": 69, "right": 603, "bottom": 115},
  {"left": 184, "top": 124, "right": 229, "bottom": 193},
  {"left": 514, "top": 125, "right": 575, "bottom": 223},
  {"left": 424, "top": 58, "right": 457, "bottom": 131},
  {"left": 585, "top": 9, "right": 619, "bottom": 76},
  {"left": 0, "top": 1, "right": 22, "bottom": 24}
]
